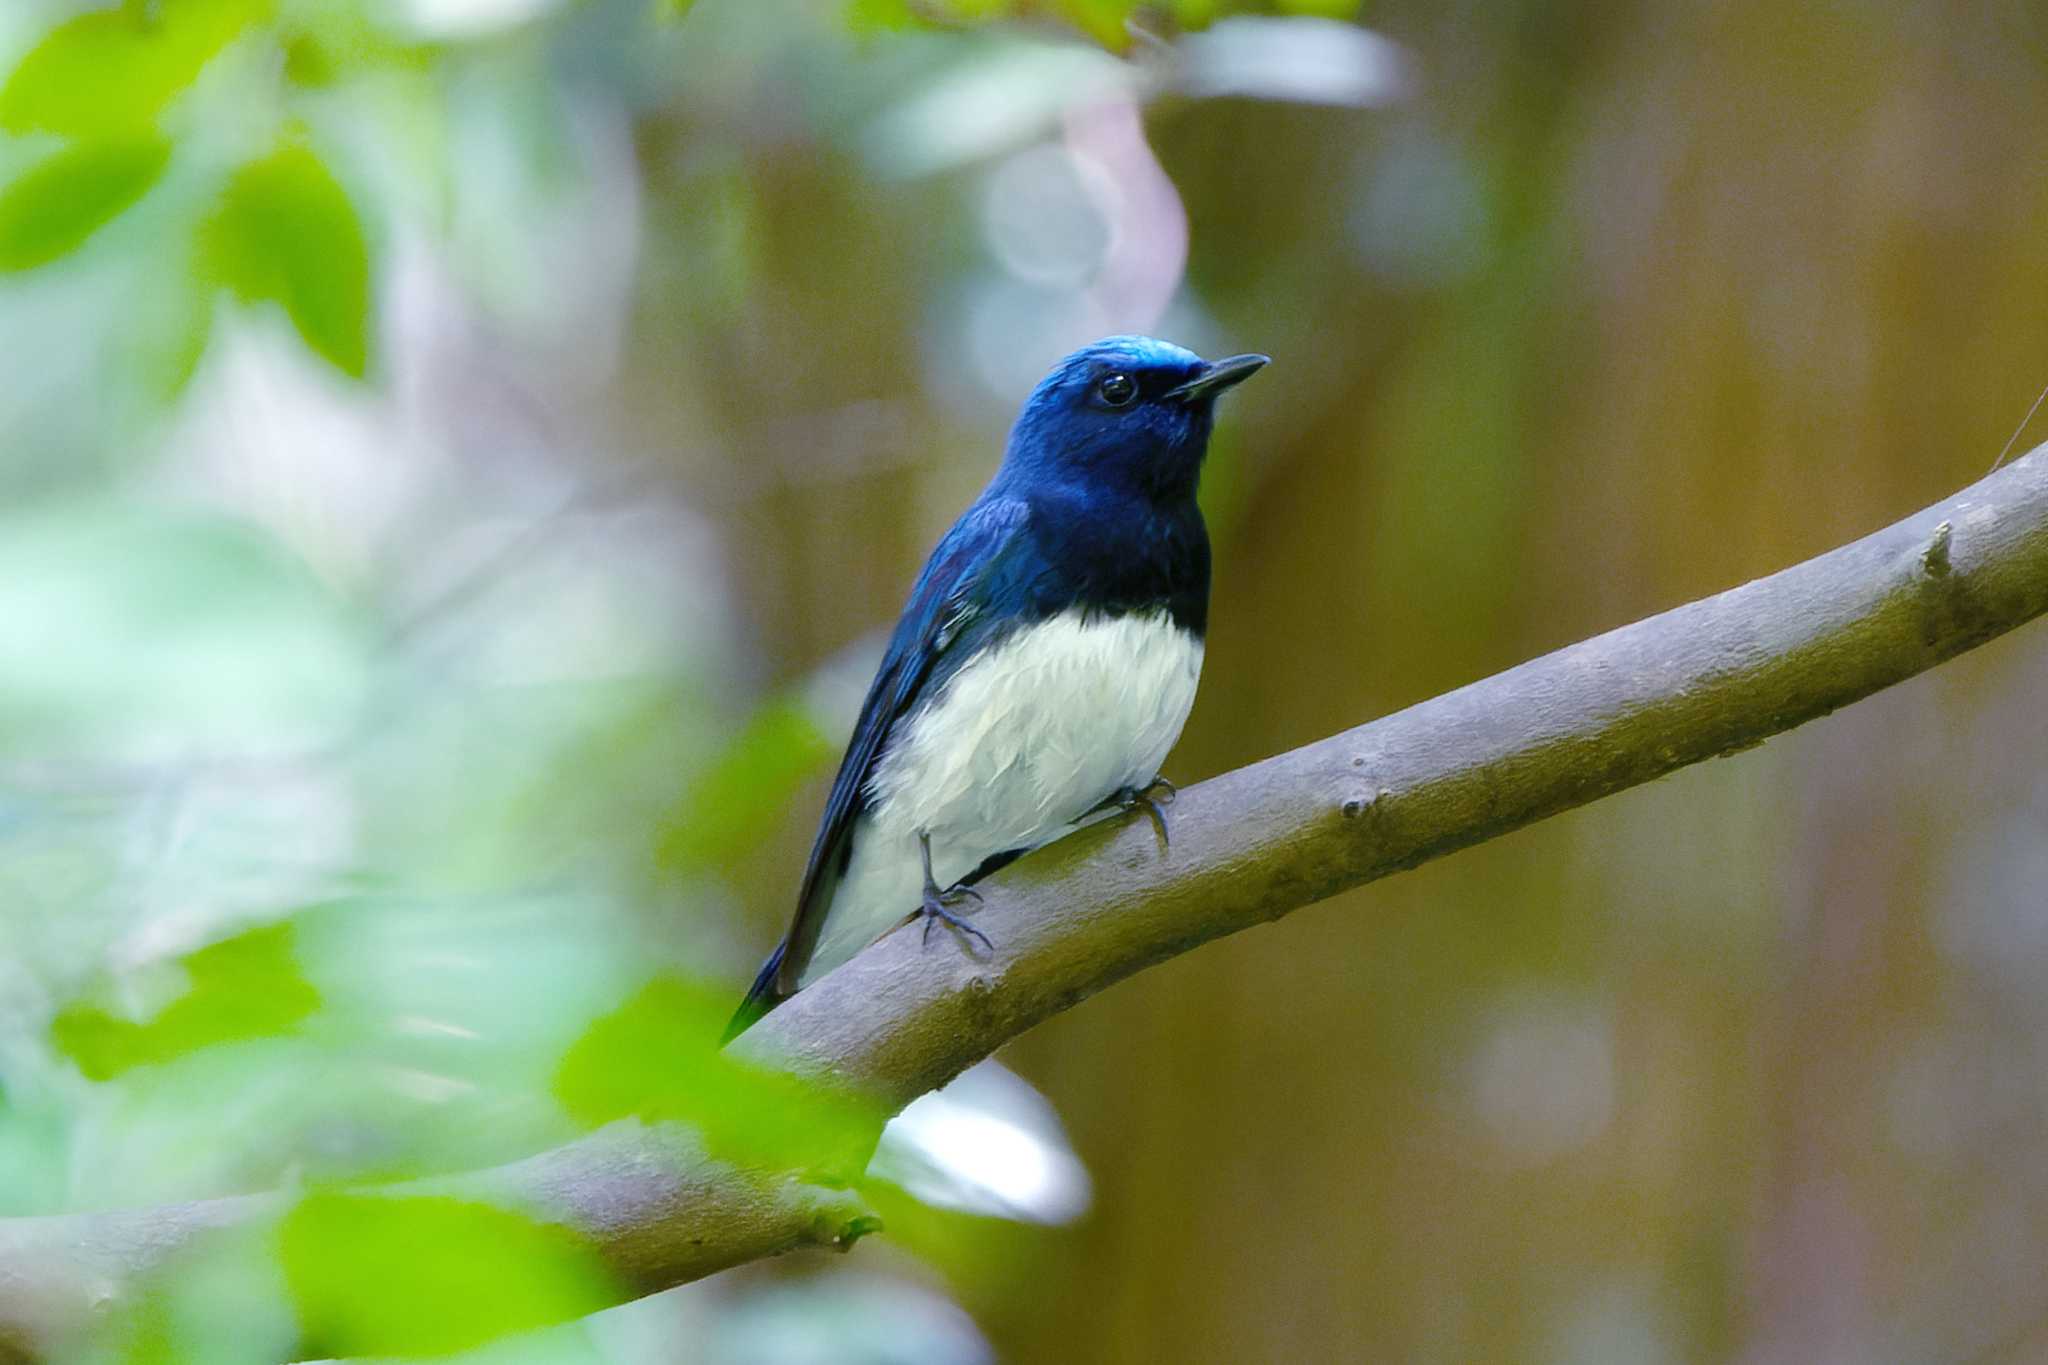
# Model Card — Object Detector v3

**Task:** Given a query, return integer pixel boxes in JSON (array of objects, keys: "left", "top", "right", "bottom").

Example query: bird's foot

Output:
[
  {"left": 917, "top": 830, "right": 994, "bottom": 954},
  {"left": 920, "top": 882, "right": 992, "bottom": 952},
  {"left": 1097, "top": 775, "right": 1177, "bottom": 845}
]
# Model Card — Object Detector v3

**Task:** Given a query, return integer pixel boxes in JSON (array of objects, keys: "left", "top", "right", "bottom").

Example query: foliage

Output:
[
  {"left": 0, "top": 0, "right": 271, "bottom": 138},
  {"left": 0, "top": 0, "right": 1349, "bottom": 404},
  {"left": 5, "top": 0, "right": 2041, "bottom": 1361},
  {"left": 555, "top": 974, "right": 883, "bottom": 1172},
  {"left": 199, "top": 143, "right": 371, "bottom": 377},
  {"left": 0, "top": 136, "right": 171, "bottom": 271},
  {"left": 281, "top": 1192, "right": 620, "bottom": 1357},
  {"left": 0, "top": 1, "right": 1244, "bottom": 1356},
  {"left": 51, "top": 922, "right": 321, "bottom": 1081},
  {"left": 0, "top": 0, "right": 374, "bottom": 384}
]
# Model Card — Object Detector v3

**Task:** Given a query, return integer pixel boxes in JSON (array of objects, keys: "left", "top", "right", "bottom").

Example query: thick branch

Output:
[
  {"left": 740, "top": 448, "right": 2048, "bottom": 1104},
  {"left": 0, "top": 1124, "right": 875, "bottom": 1363},
  {"left": 7, "top": 445, "right": 2048, "bottom": 1359}
]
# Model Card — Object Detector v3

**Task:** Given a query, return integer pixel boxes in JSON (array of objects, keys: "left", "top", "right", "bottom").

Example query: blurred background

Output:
[{"left": 3, "top": 0, "right": 2048, "bottom": 1361}]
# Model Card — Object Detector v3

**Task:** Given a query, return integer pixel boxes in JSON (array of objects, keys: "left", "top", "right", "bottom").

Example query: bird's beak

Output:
[{"left": 1164, "top": 353, "right": 1271, "bottom": 403}]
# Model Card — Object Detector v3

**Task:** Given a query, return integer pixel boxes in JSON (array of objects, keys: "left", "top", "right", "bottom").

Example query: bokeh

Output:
[{"left": 3, "top": 0, "right": 2048, "bottom": 1361}]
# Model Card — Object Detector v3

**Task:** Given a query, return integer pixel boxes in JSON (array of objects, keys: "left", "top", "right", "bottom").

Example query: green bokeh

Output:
[
  {"left": 555, "top": 975, "right": 884, "bottom": 1175},
  {"left": 279, "top": 1191, "right": 619, "bottom": 1357},
  {"left": 0, "top": 0, "right": 272, "bottom": 138},
  {"left": 199, "top": 143, "right": 371, "bottom": 378},
  {"left": 0, "top": 136, "right": 171, "bottom": 272},
  {"left": 52, "top": 922, "right": 321, "bottom": 1081},
  {"left": 656, "top": 697, "right": 836, "bottom": 873}
]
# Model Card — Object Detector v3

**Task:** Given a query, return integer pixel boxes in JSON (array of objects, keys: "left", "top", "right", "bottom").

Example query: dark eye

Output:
[{"left": 1096, "top": 372, "right": 1137, "bottom": 407}]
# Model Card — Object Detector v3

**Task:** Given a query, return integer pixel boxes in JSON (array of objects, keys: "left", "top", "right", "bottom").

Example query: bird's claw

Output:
[
  {"left": 916, "top": 830, "right": 993, "bottom": 954},
  {"left": 919, "top": 884, "right": 992, "bottom": 952},
  {"left": 1102, "top": 775, "right": 1177, "bottom": 845}
]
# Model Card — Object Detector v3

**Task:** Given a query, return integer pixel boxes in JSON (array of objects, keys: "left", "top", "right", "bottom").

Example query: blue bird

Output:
[{"left": 727, "top": 336, "right": 1268, "bottom": 1039}]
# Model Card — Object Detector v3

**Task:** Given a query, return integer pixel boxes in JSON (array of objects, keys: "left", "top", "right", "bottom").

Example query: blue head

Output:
[{"left": 997, "top": 336, "right": 1269, "bottom": 505}]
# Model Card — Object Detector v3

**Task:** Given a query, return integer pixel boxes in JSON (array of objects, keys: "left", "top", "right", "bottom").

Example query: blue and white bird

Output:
[{"left": 727, "top": 336, "right": 1268, "bottom": 1038}]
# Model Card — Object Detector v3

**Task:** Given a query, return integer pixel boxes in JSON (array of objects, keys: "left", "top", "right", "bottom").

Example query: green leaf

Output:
[
  {"left": 280, "top": 1192, "right": 617, "bottom": 1357},
  {"left": 0, "top": 137, "right": 171, "bottom": 272},
  {"left": 0, "top": 0, "right": 272, "bottom": 138},
  {"left": 51, "top": 922, "right": 322, "bottom": 1081},
  {"left": 1056, "top": 0, "right": 1142, "bottom": 47},
  {"left": 554, "top": 976, "right": 881, "bottom": 1173},
  {"left": 656, "top": 697, "right": 835, "bottom": 872},
  {"left": 279, "top": 14, "right": 434, "bottom": 88},
  {"left": 280, "top": 33, "right": 338, "bottom": 88},
  {"left": 844, "top": 0, "right": 922, "bottom": 32},
  {"left": 200, "top": 144, "right": 371, "bottom": 377}
]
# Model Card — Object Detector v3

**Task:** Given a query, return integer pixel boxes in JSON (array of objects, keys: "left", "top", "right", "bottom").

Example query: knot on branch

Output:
[
  {"left": 832, "top": 1213, "right": 885, "bottom": 1251},
  {"left": 1922, "top": 520, "right": 1954, "bottom": 578},
  {"left": 806, "top": 1192, "right": 882, "bottom": 1251}
]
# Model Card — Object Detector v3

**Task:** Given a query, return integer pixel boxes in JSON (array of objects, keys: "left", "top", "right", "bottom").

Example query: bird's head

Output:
[{"left": 998, "top": 336, "right": 1268, "bottom": 505}]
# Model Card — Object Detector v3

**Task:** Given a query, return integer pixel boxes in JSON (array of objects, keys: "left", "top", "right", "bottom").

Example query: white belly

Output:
[{"left": 799, "top": 608, "right": 1203, "bottom": 984}]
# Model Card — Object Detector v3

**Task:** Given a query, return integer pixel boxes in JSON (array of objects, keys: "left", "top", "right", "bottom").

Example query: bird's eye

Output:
[{"left": 1096, "top": 372, "right": 1137, "bottom": 407}]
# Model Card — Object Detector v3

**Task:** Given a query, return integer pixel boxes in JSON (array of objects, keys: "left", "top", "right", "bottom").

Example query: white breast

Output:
[{"left": 799, "top": 608, "right": 1203, "bottom": 984}]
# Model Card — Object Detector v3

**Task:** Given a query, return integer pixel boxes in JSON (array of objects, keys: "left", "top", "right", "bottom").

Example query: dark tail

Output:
[{"left": 722, "top": 942, "right": 790, "bottom": 1043}]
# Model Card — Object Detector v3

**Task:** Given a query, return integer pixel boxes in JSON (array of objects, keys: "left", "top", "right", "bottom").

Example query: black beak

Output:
[{"left": 1165, "top": 352, "right": 1270, "bottom": 403}]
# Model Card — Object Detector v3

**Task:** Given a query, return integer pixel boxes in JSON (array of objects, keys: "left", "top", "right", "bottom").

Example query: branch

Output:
[
  {"left": 8, "top": 446, "right": 2048, "bottom": 1360},
  {"left": 739, "top": 447, "right": 2048, "bottom": 1104},
  {"left": 0, "top": 1125, "right": 878, "bottom": 1363}
]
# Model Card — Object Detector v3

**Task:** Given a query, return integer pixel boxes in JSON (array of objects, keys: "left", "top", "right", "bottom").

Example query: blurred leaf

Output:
[
  {"left": 199, "top": 144, "right": 371, "bottom": 378},
  {"left": 844, "top": 0, "right": 922, "bottom": 33},
  {"left": 51, "top": 922, "right": 321, "bottom": 1081},
  {"left": 0, "top": 0, "right": 272, "bottom": 138},
  {"left": 101, "top": 1229, "right": 294, "bottom": 1365},
  {"left": 1055, "top": 0, "right": 1141, "bottom": 49},
  {"left": 656, "top": 698, "right": 835, "bottom": 872},
  {"left": 279, "top": 13, "right": 435, "bottom": 87},
  {"left": 839, "top": 0, "right": 1159, "bottom": 52},
  {"left": 281, "top": 32, "right": 338, "bottom": 87},
  {"left": 112, "top": 1295, "right": 179, "bottom": 1365},
  {"left": 554, "top": 975, "right": 881, "bottom": 1173},
  {"left": 280, "top": 1192, "right": 617, "bottom": 1357},
  {"left": 0, "top": 137, "right": 172, "bottom": 272}
]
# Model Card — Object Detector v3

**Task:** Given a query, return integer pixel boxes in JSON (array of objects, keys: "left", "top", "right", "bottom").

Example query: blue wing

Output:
[{"left": 727, "top": 496, "right": 1034, "bottom": 1036}]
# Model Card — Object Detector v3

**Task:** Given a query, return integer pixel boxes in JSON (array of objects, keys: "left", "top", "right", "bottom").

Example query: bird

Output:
[{"left": 726, "top": 336, "right": 1268, "bottom": 1040}]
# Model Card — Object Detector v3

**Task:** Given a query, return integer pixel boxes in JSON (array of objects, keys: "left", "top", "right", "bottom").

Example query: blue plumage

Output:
[{"left": 727, "top": 336, "right": 1267, "bottom": 1039}]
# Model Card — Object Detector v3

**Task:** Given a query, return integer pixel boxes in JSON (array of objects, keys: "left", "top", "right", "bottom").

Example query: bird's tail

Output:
[{"left": 722, "top": 942, "right": 789, "bottom": 1043}]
